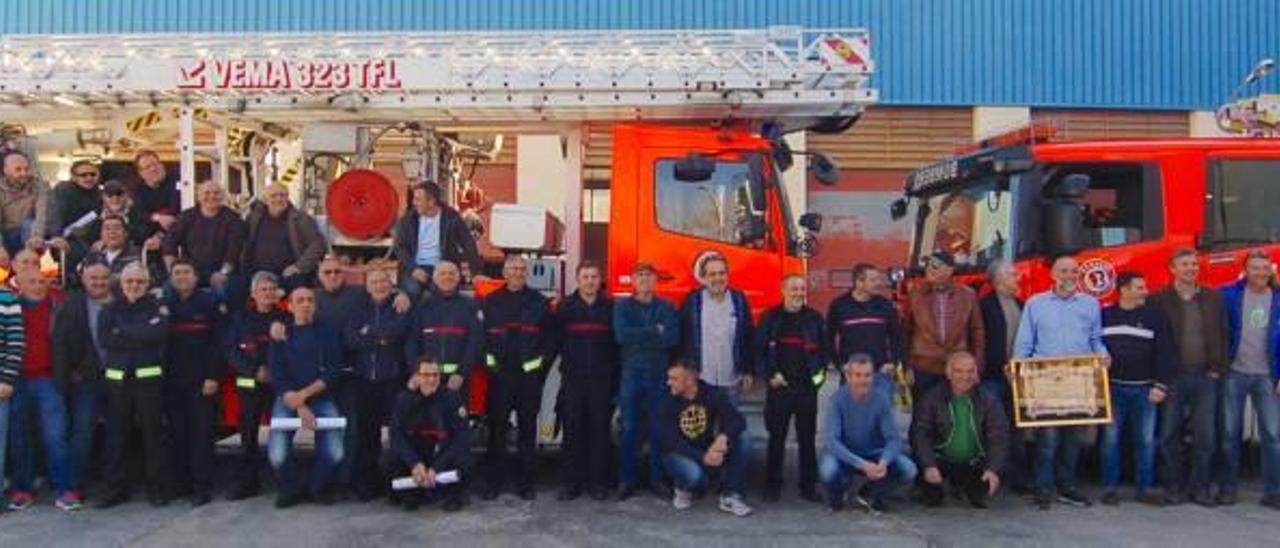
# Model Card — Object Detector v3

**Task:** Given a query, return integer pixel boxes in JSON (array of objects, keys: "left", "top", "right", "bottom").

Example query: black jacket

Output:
[
  {"left": 46, "top": 181, "right": 102, "bottom": 239},
  {"left": 826, "top": 293, "right": 905, "bottom": 368},
  {"left": 657, "top": 380, "right": 746, "bottom": 462},
  {"left": 392, "top": 205, "right": 482, "bottom": 281},
  {"left": 483, "top": 286, "right": 552, "bottom": 377},
  {"left": 224, "top": 307, "right": 290, "bottom": 379},
  {"left": 978, "top": 292, "right": 1023, "bottom": 381},
  {"left": 679, "top": 288, "right": 754, "bottom": 378},
  {"left": 911, "top": 384, "right": 1010, "bottom": 473},
  {"left": 1102, "top": 304, "right": 1177, "bottom": 388},
  {"left": 405, "top": 291, "right": 483, "bottom": 378},
  {"left": 756, "top": 305, "right": 828, "bottom": 386},
  {"left": 164, "top": 288, "right": 226, "bottom": 383},
  {"left": 98, "top": 293, "right": 169, "bottom": 375},
  {"left": 344, "top": 293, "right": 412, "bottom": 382},
  {"left": 51, "top": 291, "right": 106, "bottom": 391},
  {"left": 389, "top": 388, "right": 471, "bottom": 472},
  {"left": 548, "top": 291, "right": 617, "bottom": 381}
]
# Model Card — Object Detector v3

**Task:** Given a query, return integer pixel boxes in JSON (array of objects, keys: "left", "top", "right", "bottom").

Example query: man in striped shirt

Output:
[
  {"left": 0, "top": 283, "right": 24, "bottom": 501},
  {"left": 1100, "top": 271, "right": 1175, "bottom": 506}
]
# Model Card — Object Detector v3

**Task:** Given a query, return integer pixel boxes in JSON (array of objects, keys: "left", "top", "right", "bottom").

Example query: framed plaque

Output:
[{"left": 1009, "top": 354, "right": 1112, "bottom": 428}]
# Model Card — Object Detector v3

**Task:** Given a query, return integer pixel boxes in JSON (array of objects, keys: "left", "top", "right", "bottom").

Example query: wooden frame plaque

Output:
[{"left": 1009, "top": 354, "right": 1113, "bottom": 428}]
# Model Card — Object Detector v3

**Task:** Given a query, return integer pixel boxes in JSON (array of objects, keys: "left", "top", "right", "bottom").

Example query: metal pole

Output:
[{"left": 178, "top": 106, "right": 197, "bottom": 209}]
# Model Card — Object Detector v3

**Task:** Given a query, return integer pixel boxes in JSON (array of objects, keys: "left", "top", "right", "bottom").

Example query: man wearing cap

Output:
[
  {"left": 679, "top": 254, "right": 755, "bottom": 406},
  {"left": 614, "top": 261, "right": 681, "bottom": 500},
  {"left": 904, "top": 250, "right": 985, "bottom": 404},
  {"left": 480, "top": 254, "right": 552, "bottom": 500},
  {"left": 392, "top": 182, "right": 484, "bottom": 299},
  {"left": 92, "top": 179, "right": 149, "bottom": 248}
]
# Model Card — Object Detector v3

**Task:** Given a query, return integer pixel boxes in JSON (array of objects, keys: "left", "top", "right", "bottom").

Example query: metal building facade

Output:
[{"left": 1, "top": 0, "right": 1276, "bottom": 110}]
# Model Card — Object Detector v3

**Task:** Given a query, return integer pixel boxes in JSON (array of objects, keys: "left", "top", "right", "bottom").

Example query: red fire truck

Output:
[{"left": 890, "top": 124, "right": 1280, "bottom": 298}]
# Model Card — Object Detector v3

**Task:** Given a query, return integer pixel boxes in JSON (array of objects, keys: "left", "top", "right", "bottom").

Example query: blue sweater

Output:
[
  {"left": 823, "top": 387, "right": 902, "bottom": 468},
  {"left": 269, "top": 322, "right": 342, "bottom": 398},
  {"left": 613, "top": 295, "right": 679, "bottom": 373}
]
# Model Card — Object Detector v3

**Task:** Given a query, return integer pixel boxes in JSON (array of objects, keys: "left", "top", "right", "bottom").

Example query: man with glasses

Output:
[
  {"left": 904, "top": 251, "right": 985, "bottom": 406},
  {"left": 45, "top": 160, "right": 102, "bottom": 278},
  {"left": 384, "top": 355, "right": 471, "bottom": 512}
]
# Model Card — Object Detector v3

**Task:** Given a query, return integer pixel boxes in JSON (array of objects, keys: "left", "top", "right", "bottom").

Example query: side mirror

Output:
[
  {"left": 674, "top": 154, "right": 715, "bottom": 182},
  {"left": 886, "top": 266, "right": 906, "bottom": 288},
  {"left": 771, "top": 138, "right": 795, "bottom": 172},
  {"left": 796, "top": 233, "right": 819, "bottom": 258},
  {"left": 810, "top": 152, "right": 840, "bottom": 186},
  {"left": 798, "top": 212, "right": 823, "bottom": 233},
  {"left": 890, "top": 198, "right": 909, "bottom": 221}
]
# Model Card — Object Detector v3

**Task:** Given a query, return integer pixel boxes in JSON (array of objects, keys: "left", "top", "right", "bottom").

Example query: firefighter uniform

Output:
[
  {"left": 163, "top": 287, "right": 225, "bottom": 503},
  {"left": 404, "top": 290, "right": 483, "bottom": 384},
  {"left": 481, "top": 285, "right": 551, "bottom": 498},
  {"left": 223, "top": 306, "right": 290, "bottom": 498},
  {"left": 548, "top": 290, "right": 616, "bottom": 498},
  {"left": 757, "top": 303, "right": 829, "bottom": 500},
  {"left": 343, "top": 293, "right": 411, "bottom": 499},
  {"left": 97, "top": 292, "right": 171, "bottom": 506},
  {"left": 383, "top": 386, "right": 472, "bottom": 511}
]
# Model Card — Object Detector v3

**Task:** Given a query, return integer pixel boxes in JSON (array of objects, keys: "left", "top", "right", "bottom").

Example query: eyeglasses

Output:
[
  {"left": 73, "top": 171, "right": 98, "bottom": 178},
  {"left": 320, "top": 269, "right": 341, "bottom": 275}
]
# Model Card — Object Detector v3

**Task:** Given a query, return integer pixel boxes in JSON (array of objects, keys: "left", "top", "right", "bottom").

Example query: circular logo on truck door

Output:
[{"left": 1079, "top": 258, "right": 1116, "bottom": 298}]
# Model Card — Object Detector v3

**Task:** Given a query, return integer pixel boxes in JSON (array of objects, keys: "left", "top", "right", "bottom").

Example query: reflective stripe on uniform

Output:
[
  {"left": 811, "top": 371, "right": 825, "bottom": 387},
  {"left": 136, "top": 366, "right": 163, "bottom": 379},
  {"left": 442, "top": 363, "right": 459, "bottom": 375},
  {"left": 522, "top": 357, "right": 542, "bottom": 373},
  {"left": 105, "top": 368, "right": 124, "bottom": 381},
  {"left": 236, "top": 377, "right": 256, "bottom": 389},
  {"left": 486, "top": 354, "right": 497, "bottom": 369}
]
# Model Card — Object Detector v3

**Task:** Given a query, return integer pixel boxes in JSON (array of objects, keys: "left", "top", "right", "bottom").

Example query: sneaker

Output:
[
  {"left": 7, "top": 491, "right": 35, "bottom": 511},
  {"left": 1056, "top": 490, "right": 1092, "bottom": 507},
  {"left": 55, "top": 492, "right": 83, "bottom": 512},
  {"left": 672, "top": 488, "right": 693, "bottom": 510},
  {"left": 717, "top": 493, "right": 752, "bottom": 517},
  {"left": 851, "top": 494, "right": 875, "bottom": 513},
  {"left": 869, "top": 496, "right": 890, "bottom": 513},
  {"left": 1101, "top": 491, "right": 1120, "bottom": 506}
]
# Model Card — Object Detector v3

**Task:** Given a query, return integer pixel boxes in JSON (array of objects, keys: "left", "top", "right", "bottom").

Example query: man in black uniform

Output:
[
  {"left": 96, "top": 262, "right": 171, "bottom": 508},
  {"left": 405, "top": 261, "right": 482, "bottom": 393},
  {"left": 548, "top": 261, "right": 616, "bottom": 501},
  {"left": 481, "top": 254, "right": 551, "bottom": 500},
  {"left": 826, "top": 263, "right": 904, "bottom": 398},
  {"left": 163, "top": 258, "right": 225, "bottom": 507},
  {"left": 223, "top": 271, "right": 289, "bottom": 500},
  {"left": 758, "top": 274, "right": 828, "bottom": 503},
  {"left": 384, "top": 355, "right": 472, "bottom": 512}
]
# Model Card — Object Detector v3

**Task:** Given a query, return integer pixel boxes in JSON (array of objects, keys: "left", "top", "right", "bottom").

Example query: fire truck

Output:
[
  {"left": 0, "top": 27, "right": 876, "bottom": 439},
  {"left": 889, "top": 120, "right": 1280, "bottom": 300}
]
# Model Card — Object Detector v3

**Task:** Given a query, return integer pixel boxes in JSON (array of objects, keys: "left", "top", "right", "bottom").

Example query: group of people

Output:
[{"left": 0, "top": 145, "right": 1277, "bottom": 520}]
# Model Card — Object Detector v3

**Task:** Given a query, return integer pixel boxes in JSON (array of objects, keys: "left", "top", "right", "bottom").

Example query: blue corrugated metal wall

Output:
[{"left": 2, "top": 0, "right": 1277, "bottom": 110}]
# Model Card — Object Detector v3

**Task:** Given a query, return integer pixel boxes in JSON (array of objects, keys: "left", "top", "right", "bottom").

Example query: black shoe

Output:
[
  {"left": 1165, "top": 491, "right": 1187, "bottom": 506},
  {"left": 968, "top": 496, "right": 988, "bottom": 509},
  {"left": 1034, "top": 492, "right": 1052, "bottom": 510},
  {"left": 481, "top": 487, "right": 500, "bottom": 501},
  {"left": 94, "top": 491, "right": 130, "bottom": 510},
  {"left": 226, "top": 484, "right": 259, "bottom": 501},
  {"left": 190, "top": 493, "right": 212, "bottom": 508},
  {"left": 1135, "top": 491, "right": 1166, "bottom": 507},
  {"left": 588, "top": 488, "right": 610, "bottom": 501},
  {"left": 827, "top": 493, "right": 845, "bottom": 512},
  {"left": 518, "top": 487, "right": 536, "bottom": 501},
  {"left": 761, "top": 486, "right": 781, "bottom": 503},
  {"left": 1261, "top": 494, "right": 1280, "bottom": 510},
  {"left": 557, "top": 487, "right": 582, "bottom": 501},
  {"left": 403, "top": 495, "right": 422, "bottom": 512},
  {"left": 648, "top": 483, "right": 672, "bottom": 500},
  {"left": 275, "top": 493, "right": 304, "bottom": 509},
  {"left": 1056, "top": 490, "right": 1092, "bottom": 507},
  {"left": 355, "top": 488, "right": 380, "bottom": 503},
  {"left": 616, "top": 484, "right": 637, "bottom": 501},
  {"left": 869, "top": 496, "right": 889, "bottom": 513},
  {"left": 1011, "top": 482, "right": 1036, "bottom": 496},
  {"left": 799, "top": 488, "right": 822, "bottom": 504},
  {"left": 1189, "top": 492, "right": 1217, "bottom": 508},
  {"left": 311, "top": 493, "right": 336, "bottom": 506},
  {"left": 1216, "top": 490, "right": 1237, "bottom": 506},
  {"left": 148, "top": 494, "right": 171, "bottom": 508}
]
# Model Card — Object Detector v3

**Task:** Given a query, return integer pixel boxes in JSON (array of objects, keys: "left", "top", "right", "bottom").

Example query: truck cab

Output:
[{"left": 892, "top": 125, "right": 1280, "bottom": 298}]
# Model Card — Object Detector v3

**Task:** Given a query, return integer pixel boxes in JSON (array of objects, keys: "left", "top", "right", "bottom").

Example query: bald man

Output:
[
  {"left": 162, "top": 180, "right": 247, "bottom": 297},
  {"left": 241, "top": 183, "right": 326, "bottom": 289}
]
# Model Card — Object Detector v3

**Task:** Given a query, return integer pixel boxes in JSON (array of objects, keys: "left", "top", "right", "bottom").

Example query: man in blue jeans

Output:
[
  {"left": 1100, "top": 272, "right": 1176, "bottom": 506},
  {"left": 9, "top": 270, "right": 79, "bottom": 511},
  {"left": 267, "top": 286, "right": 345, "bottom": 508},
  {"left": 613, "top": 262, "right": 680, "bottom": 500},
  {"left": 821, "top": 355, "right": 917, "bottom": 512},
  {"left": 1220, "top": 250, "right": 1280, "bottom": 510},
  {"left": 0, "top": 283, "right": 25, "bottom": 496},
  {"left": 51, "top": 261, "right": 112, "bottom": 494},
  {"left": 1013, "top": 253, "right": 1107, "bottom": 510},
  {"left": 657, "top": 358, "right": 751, "bottom": 517}
]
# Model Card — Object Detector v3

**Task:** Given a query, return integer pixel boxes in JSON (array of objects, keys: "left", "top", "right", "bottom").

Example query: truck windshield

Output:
[
  {"left": 655, "top": 156, "right": 769, "bottom": 247},
  {"left": 912, "top": 176, "right": 1016, "bottom": 270}
]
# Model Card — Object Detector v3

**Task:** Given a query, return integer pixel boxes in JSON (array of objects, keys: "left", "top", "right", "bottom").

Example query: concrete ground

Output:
[{"left": 2, "top": 451, "right": 1279, "bottom": 548}]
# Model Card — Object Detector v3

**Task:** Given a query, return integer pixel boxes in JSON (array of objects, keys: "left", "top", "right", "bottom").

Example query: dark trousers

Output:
[
  {"left": 334, "top": 375, "right": 362, "bottom": 490},
  {"left": 164, "top": 378, "right": 217, "bottom": 497},
  {"left": 922, "top": 460, "right": 989, "bottom": 505},
  {"left": 560, "top": 376, "right": 613, "bottom": 491},
  {"left": 104, "top": 377, "right": 168, "bottom": 498},
  {"left": 486, "top": 372, "right": 543, "bottom": 490},
  {"left": 980, "top": 378, "right": 1031, "bottom": 489},
  {"left": 355, "top": 378, "right": 402, "bottom": 496},
  {"left": 1159, "top": 371, "right": 1219, "bottom": 497},
  {"left": 381, "top": 450, "right": 469, "bottom": 504},
  {"left": 765, "top": 383, "right": 817, "bottom": 491},
  {"left": 235, "top": 381, "right": 272, "bottom": 489}
]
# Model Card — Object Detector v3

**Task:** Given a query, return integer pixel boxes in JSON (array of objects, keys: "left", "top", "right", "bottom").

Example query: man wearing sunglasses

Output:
[{"left": 45, "top": 160, "right": 102, "bottom": 279}]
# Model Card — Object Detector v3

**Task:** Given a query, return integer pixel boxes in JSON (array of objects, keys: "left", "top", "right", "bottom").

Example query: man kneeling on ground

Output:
[
  {"left": 819, "top": 354, "right": 917, "bottom": 512},
  {"left": 657, "top": 358, "right": 752, "bottom": 516},
  {"left": 384, "top": 354, "right": 471, "bottom": 512},
  {"left": 911, "top": 351, "right": 1008, "bottom": 508}
]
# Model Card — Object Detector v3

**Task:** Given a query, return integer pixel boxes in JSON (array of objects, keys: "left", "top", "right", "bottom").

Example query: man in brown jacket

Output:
[
  {"left": 240, "top": 183, "right": 327, "bottom": 290},
  {"left": 1152, "top": 247, "right": 1229, "bottom": 507},
  {"left": 904, "top": 251, "right": 986, "bottom": 402}
]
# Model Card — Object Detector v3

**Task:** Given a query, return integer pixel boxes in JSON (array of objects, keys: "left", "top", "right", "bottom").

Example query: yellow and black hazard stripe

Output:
[
  {"left": 169, "top": 107, "right": 210, "bottom": 121},
  {"left": 278, "top": 159, "right": 302, "bottom": 185},
  {"left": 124, "top": 110, "right": 163, "bottom": 134}
]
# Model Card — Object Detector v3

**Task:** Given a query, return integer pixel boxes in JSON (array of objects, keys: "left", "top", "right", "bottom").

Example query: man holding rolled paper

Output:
[
  {"left": 384, "top": 355, "right": 471, "bottom": 512},
  {"left": 266, "top": 286, "right": 345, "bottom": 508}
]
